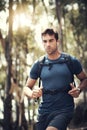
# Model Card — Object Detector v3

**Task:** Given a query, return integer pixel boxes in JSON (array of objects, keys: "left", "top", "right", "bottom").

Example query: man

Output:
[{"left": 22, "top": 29, "right": 87, "bottom": 130}]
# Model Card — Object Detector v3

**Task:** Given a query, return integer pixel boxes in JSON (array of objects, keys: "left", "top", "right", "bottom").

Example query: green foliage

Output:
[
  {"left": 0, "top": 0, "right": 6, "bottom": 11},
  {"left": 65, "top": 2, "right": 87, "bottom": 71}
]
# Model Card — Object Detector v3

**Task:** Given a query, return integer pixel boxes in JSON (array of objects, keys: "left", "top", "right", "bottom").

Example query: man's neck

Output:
[{"left": 47, "top": 51, "right": 61, "bottom": 60}]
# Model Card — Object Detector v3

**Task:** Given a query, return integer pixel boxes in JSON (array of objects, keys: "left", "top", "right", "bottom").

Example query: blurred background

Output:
[{"left": 0, "top": 0, "right": 87, "bottom": 130}]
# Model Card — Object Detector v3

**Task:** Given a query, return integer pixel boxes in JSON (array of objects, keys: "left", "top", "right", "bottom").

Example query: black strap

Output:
[
  {"left": 38, "top": 56, "right": 45, "bottom": 87},
  {"left": 63, "top": 53, "right": 74, "bottom": 82},
  {"left": 43, "top": 88, "right": 69, "bottom": 95}
]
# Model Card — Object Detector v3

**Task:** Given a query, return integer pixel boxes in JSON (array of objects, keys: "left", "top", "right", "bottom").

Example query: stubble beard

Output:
[{"left": 46, "top": 46, "right": 58, "bottom": 55}]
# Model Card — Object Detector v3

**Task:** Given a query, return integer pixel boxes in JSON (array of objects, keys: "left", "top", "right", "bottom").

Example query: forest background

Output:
[{"left": 0, "top": 0, "right": 87, "bottom": 130}]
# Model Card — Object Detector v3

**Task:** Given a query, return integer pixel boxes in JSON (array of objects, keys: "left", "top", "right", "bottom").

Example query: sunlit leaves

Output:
[{"left": 0, "top": 0, "right": 6, "bottom": 11}]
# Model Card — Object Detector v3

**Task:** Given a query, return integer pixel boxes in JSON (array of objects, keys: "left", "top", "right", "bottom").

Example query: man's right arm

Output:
[
  {"left": 21, "top": 77, "right": 42, "bottom": 102},
  {"left": 23, "top": 78, "right": 37, "bottom": 98}
]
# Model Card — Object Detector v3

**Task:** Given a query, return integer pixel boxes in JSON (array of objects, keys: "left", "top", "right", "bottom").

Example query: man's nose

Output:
[{"left": 46, "top": 41, "right": 50, "bottom": 46}]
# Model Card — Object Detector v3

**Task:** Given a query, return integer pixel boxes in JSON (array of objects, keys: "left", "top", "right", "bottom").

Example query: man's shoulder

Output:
[
  {"left": 62, "top": 52, "right": 72, "bottom": 58},
  {"left": 31, "top": 55, "right": 46, "bottom": 71},
  {"left": 61, "top": 52, "right": 72, "bottom": 62},
  {"left": 61, "top": 52, "right": 76, "bottom": 61},
  {"left": 38, "top": 55, "right": 46, "bottom": 62}
]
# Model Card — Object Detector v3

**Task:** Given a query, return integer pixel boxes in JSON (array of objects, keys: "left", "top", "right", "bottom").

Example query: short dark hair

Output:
[{"left": 41, "top": 28, "right": 58, "bottom": 40}]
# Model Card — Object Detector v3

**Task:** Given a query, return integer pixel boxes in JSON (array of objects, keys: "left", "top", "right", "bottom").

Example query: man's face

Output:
[{"left": 42, "top": 34, "right": 58, "bottom": 55}]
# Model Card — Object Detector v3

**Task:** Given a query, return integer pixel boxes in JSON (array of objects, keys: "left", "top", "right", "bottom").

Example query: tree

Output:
[
  {"left": 3, "top": 0, "right": 13, "bottom": 129},
  {"left": 0, "top": 0, "right": 6, "bottom": 11}
]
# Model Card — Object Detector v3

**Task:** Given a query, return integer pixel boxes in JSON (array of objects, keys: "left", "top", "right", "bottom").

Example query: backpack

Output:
[{"left": 38, "top": 53, "right": 75, "bottom": 88}]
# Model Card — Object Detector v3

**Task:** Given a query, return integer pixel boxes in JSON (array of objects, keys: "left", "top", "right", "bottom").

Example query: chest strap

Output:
[{"left": 42, "top": 88, "right": 70, "bottom": 95}]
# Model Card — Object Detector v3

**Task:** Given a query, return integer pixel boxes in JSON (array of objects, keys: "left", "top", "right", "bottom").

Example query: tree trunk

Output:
[
  {"left": 55, "top": 0, "right": 63, "bottom": 50},
  {"left": 4, "top": 0, "right": 13, "bottom": 130}
]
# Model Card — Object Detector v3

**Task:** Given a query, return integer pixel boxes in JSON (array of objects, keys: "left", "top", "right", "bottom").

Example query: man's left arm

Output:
[
  {"left": 68, "top": 70, "right": 87, "bottom": 98},
  {"left": 76, "top": 70, "right": 87, "bottom": 91}
]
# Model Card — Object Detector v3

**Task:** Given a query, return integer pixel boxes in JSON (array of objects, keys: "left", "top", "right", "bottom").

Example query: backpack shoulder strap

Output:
[
  {"left": 38, "top": 55, "right": 45, "bottom": 77},
  {"left": 62, "top": 53, "right": 74, "bottom": 83},
  {"left": 38, "top": 55, "right": 45, "bottom": 87},
  {"left": 62, "top": 53, "right": 74, "bottom": 74}
]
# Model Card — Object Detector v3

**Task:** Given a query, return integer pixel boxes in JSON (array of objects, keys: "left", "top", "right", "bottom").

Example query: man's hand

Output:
[
  {"left": 68, "top": 83, "right": 81, "bottom": 98},
  {"left": 32, "top": 87, "right": 43, "bottom": 99},
  {"left": 20, "top": 86, "right": 43, "bottom": 103}
]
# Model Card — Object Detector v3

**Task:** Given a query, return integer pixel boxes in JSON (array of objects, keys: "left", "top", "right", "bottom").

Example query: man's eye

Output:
[
  {"left": 43, "top": 40, "right": 47, "bottom": 43},
  {"left": 49, "top": 39, "right": 54, "bottom": 42}
]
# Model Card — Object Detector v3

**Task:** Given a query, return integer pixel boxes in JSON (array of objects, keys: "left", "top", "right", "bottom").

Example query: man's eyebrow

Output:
[
  {"left": 49, "top": 39, "right": 54, "bottom": 41},
  {"left": 43, "top": 39, "right": 54, "bottom": 42}
]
